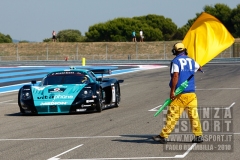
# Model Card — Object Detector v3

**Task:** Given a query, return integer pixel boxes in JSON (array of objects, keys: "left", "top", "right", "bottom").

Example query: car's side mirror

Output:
[
  {"left": 118, "top": 80, "right": 124, "bottom": 83},
  {"left": 31, "top": 80, "right": 36, "bottom": 85},
  {"left": 96, "top": 78, "right": 102, "bottom": 81}
]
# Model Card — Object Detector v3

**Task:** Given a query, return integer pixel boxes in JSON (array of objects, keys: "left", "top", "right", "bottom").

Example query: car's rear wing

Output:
[
  {"left": 90, "top": 69, "right": 112, "bottom": 75},
  {"left": 69, "top": 66, "right": 116, "bottom": 75}
]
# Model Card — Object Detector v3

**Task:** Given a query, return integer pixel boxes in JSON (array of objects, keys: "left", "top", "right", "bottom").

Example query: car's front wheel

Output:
[
  {"left": 114, "top": 84, "right": 120, "bottom": 108},
  {"left": 18, "top": 89, "right": 25, "bottom": 114},
  {"left": 96, "top": 88, "right": 103, "bottom": 112}
]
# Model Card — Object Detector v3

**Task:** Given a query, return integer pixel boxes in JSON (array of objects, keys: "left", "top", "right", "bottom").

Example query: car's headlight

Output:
[
  {"left": 78, "top": 89, "right": 93, "bottom": 98},
  {"left": 21, "top": 91, "right": 32, "bottom": 100}
]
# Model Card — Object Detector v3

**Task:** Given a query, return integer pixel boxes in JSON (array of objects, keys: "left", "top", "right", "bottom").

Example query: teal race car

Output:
[{"left": 18, "top": 66, "right": 124, "bottom": 114}]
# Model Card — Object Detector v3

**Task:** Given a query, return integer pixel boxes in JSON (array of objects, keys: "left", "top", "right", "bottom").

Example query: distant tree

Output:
[
  {"left": 85, "top": 4, "right": 240, "bottom": 41},
  {"left": 86, "top": 18, "right": 142, "bottom": 42},
  {"left": 181, "top": 3, "right": 239, "bottom": 38},
  {"left": 133, "top": 14, "right": 177, "bottom": 41},
  {"left": 43, "top": 38, "right": 52, "bottom": 42},
  {"left": 231, "top": 4, "right": 240, "bottom": 37},
  {"left": 203, "top": 3, "right": 234, "bottom": 34},
  {"left": 172, "top": 27, "right": 189, "bottom": 40},
  {"left": 42, "top": 29, "right": 86, "bottom": 42},
  {"left": 42, "top": 3, "right": 240, "bottom": 42},
  {"left": 184, "top": 13, "right": 201, "bottom": 29},
  {"left": 176, "top": 13, "right": 202, "bottom": 40},
  {"left": 57, "top": 29, "right": 86, "bottom": 42},
  {"left": 85, "top": 17, "right": 164, "bottom": 42},
  {"left": 142, "top": 28, "right": 163, "bottom": 41},
  {"left": 0, "top": 33, "right": 12, "bottom": 43}
]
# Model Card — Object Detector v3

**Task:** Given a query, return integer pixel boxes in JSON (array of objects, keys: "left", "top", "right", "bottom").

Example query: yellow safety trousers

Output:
[{"left": 160, "top": 93, "right": 202, "bottom": 138}]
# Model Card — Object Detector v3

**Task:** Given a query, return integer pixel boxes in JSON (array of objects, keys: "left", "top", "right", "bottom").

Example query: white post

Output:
[
  {"left": 164, "top": 42, "right": 166, "bottom": 60},
  {"left": 106, "top": 43, "right": 108, "bottom": 60},
  {"left": 46, "top": 43, "right": 49, "bottom": 60},
  {"left": 16, "top": 43, "right": 19, "bottom": 61},
  {"left": 135, "top": 42, "right": 138, "bottom": 59},
  {"left": 76, "top": 43, "right": 79, "bottom": 60}
]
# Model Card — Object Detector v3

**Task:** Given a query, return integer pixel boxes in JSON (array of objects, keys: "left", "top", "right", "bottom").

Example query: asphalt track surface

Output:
[{"left": 1, "top": 63, "right": 240, "bottom": 160}]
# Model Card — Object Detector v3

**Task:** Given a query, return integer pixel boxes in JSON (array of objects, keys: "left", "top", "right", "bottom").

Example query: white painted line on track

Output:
[
  {"left": 0, "top": 90, "right": 18, "bottom": 94},
  {"left": 149, "top": 102, "right": 235, "bottom": 112},
  {"left": 3, "top": 135, "right": 239, "bottom": 159},
  {"left": 48, "top": 144, "right": 83, "bottom": 160},
  {"left": 138, "top": 65, "right": 168, "bottom": 69},
  {"left": 0, "top": 136, "right": 122, "bottom": 141},
  {"left": 214, "top": 102, "right": 235, "bottom": 110},
  {"left": 196, "top": 88, "right": 240, "bottom": 90},
  {"left": 0, "top": 100, "right": 17, "bottom": 104},
  {"left": 0, "top": 82, "right": 31, "bottom": 88},
  {"left": 174, "top": 143, "right": 196, "bottom": 158},
  {"left": 148, "top": 105, "right": 161, "bottom": 111},
  {"left": 46, "top": 143, "right": 196, "bottom": 160},
  {"left": 0, "top": 100, "right": 15, "bottom": 103},
  {"left": 227, "top": 102, "right": 235, "bottom": 109},
  {"left": 0, "top": 135, "right": 196, "bottom": 159},
  {"left": 0, "top": 134, "right": 197, "bottom": 159},
  {"left": 18, "top": 66, "right": 47, "bottom": 67},
  {"left": 1, "top": 103, "right": 18, "bottom": 104}
]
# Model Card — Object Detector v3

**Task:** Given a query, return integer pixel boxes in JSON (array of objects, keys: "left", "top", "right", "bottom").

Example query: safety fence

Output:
[{"left": 0, "top": 42, "right": 239, "bottom": 61}]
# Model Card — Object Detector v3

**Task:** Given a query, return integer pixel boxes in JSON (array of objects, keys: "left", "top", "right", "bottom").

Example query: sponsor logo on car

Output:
[
  {"left": 37, "top": 95, "right": 74, "bottom": 99},
  {"left": 48, "top": 88, "right": 67, "bottom": 93},
  {"left": 81, "top": 104, "right": 92, "bottom": 107},
  {"left": 51, "top": 72, "right": 75, "bottom": 75},
  {"left": 86, "top": 100, "right": 94, "bottom": 103},
  {"left": 76, "top": 109, "right": 87, "bottom": 112},
  {"left": 40, "top": 102, "right": 67, "bottom": 105}
]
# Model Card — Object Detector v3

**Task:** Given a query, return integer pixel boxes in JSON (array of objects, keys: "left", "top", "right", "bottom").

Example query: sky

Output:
[{"left": 0, "top": 0, "right": 239, "bottom": 42}]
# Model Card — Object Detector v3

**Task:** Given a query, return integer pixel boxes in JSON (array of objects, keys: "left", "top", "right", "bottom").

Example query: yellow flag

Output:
[{"left": 183, "top": 12, "right": 235, "bottom": 66}]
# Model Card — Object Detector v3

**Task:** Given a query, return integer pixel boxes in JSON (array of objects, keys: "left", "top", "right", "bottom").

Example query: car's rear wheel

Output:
[{"left": 96, "top": 88, "right": 103, "bottom": 112}]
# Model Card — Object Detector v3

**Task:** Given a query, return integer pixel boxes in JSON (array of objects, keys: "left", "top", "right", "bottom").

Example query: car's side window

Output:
[
  {"left": 88, "top": 71, "right": 96, "bottom": 81},
  {"left": 41, "top": 77, "right": 47, "bottom": 86}
]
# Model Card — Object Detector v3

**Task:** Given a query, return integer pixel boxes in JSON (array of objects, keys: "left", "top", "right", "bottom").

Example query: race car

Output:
[{"left": 18, "top": 66, "right": 124, "bottom": 114}]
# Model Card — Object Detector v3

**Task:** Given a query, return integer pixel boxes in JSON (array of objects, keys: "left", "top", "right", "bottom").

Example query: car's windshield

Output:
[{"left": 42, "top": 73, "right": 89, "bottom": 85}]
